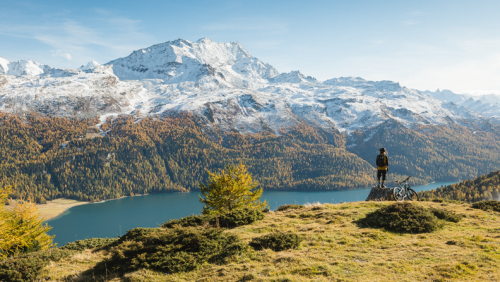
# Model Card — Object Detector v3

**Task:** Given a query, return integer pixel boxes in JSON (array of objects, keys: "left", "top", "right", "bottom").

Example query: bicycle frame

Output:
[{"left": 393, "top": 176, "right": 418, "bottom": 201}]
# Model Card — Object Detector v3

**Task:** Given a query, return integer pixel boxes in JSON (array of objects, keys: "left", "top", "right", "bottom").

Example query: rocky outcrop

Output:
[{"left": 365, "top": 187, "right": 395, "bottom": 201}]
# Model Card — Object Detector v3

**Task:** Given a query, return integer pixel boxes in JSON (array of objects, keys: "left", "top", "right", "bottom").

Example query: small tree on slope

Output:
[
  {"left": 199, "top": 163, "right": 268, "bottom": 217},
  {"left": 0, "top": 186, "right": 55, "bottom": 258}
]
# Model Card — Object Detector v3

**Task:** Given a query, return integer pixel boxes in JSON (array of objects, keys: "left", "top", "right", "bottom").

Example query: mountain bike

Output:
[{"left": 393, "top": 176, "right": 419, "bottom": 202}]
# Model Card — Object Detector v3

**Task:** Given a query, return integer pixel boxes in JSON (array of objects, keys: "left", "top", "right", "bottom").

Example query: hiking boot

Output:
[
  {"left": 381, "top": 184, "right": 387, "bottom": 188},
  {"left": 377, "top": 184, "right": 381, "bottom": 188}
]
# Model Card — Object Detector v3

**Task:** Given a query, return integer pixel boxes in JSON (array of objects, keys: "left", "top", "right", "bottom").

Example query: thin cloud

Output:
[
  {"left": 51, "top": 50, "right": 72, "bottom": 60},
  {"left": 0, "top": 9, "right": 156, "bottom": 66}
]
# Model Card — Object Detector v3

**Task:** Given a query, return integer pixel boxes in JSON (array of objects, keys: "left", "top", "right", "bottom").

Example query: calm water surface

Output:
[{"left": 47, "top": 181, "right": 455, "bottom": 245}]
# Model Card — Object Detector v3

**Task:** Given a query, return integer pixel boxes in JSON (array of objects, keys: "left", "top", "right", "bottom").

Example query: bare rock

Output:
[{"left": 366, "top": 186, "right": 395, "bottom": 201}]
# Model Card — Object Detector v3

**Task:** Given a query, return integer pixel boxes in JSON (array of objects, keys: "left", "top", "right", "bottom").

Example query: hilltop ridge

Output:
[{"left": 21, "top": 201, "right": 500, "bottom": 281}]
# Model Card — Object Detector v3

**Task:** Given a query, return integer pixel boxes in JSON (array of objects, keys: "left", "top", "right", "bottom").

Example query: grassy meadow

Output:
[{"left": 39, "top": 201, "right": 500, "bottom": 281}]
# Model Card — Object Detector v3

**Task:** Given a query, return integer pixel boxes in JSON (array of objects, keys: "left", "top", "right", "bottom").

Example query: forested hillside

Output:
[
  {"left": 348, "top": 120, "right": 500, "bottom": 182},
  {"left": 2, "top": 112, "right": 500, "bottom": 203},
  {"left": 0, "top": 113, "right": 375, "bottom": 202},
  {"left": 419, "top": 170, "right": 500, "bottom": 202}
]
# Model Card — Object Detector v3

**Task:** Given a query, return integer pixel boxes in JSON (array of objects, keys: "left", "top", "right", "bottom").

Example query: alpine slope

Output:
[{"left": 1, "top": 38, "right": 499, "bottom": 134}]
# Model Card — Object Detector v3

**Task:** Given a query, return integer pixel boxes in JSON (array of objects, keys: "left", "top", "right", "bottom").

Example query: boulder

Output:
[{"left": 366, "top": 186, "right": 395, "bottom": 201}]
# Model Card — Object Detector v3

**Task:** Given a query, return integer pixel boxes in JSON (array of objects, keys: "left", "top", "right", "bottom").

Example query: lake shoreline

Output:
[
  {"left": 46, "top": 180, "right": 460, "bottom": 245},
  {"left": 5, "top": 198, "right": 91, "bottom": 221},
  {"left": 43, "top": 180, "right": 457, "bottom": 223}
]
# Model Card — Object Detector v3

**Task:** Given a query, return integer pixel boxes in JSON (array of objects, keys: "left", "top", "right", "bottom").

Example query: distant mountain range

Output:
[
  {"left": 1, "top": 38, "right": 499, "bottom": 135},
  {"left": 2, "top": 38, "right": 500, "bottom": 200}
]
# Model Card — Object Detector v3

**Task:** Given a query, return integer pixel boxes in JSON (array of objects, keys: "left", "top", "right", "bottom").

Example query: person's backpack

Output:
[{"left": 376, "top": 155, "right": 386, "bottom": 167}]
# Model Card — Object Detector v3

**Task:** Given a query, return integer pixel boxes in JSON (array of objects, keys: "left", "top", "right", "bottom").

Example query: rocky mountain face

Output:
[{"left": 0, "top": 39, "right": 498, "bottom": 135}]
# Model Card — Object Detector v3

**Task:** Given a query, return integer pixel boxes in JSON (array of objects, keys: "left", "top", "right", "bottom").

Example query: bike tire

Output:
[
  {"left": 406, "top": 188, "right": 419, "bottom": 201},
  {"left": 393, "top": 187, "right": 404, "bottom": 202}
]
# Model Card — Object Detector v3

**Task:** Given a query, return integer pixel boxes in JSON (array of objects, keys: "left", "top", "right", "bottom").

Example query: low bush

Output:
[
  {"left": 471, "top": 200, "right": 500, "bottom": 212},
  {"left": 61, "top": 237, "right": 119, "bottom": 251},
  {"left": 161, "top": 214, "right": 211, "bottom": 228},
  {"left": 276, "top": 204, "right": 304, "bottom": 212},
  {"left": 357, "top": 202, "right": 442, "bottom": 233},
  {"left": 213, "top": 208, "right": 265, "bottom": 228},
  {"left": 0, "top": 248, "right": 75, "bottom": 282},
  {"left": 250, "top": 232, "right": 303, "bottom": 251},
  {"left": 93, "top": 227, "right": 246, "bottom": 274},
  {"left": 162, "top": 208, "right": 264, "bottom": 229},
  {"left": 429, "top": 207, "right": 462, "bottom": 223}
]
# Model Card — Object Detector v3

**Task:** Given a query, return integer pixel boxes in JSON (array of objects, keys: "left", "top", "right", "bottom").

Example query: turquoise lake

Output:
[{"left": 46, "top": 181, "right": 455, "bottom": 245}]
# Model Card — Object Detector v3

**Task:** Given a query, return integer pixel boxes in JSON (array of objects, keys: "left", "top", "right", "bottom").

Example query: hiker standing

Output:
[{"left": 376, "top": 148, "right": 389, "bottom": 188}]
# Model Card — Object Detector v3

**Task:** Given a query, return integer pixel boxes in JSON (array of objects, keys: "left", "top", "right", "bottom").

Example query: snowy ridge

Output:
[
  {"left": 422, "top": 89, "right": 500, "bottom": 119},
  {"left": 0, "top": 58, "right": 51, "bottom": 76},
  {"left": 269, "top": 71, "right": 317, "bottom": 83},
  {"left": 0, "top": 38, "right": 498, "bottom": 134}
]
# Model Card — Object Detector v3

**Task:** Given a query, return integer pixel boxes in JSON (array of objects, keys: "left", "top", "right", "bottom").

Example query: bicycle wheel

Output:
[
  {"left": 406, "top": 188, "right": 419, "bottom": 201},
  {"left": 393, "top": 187, "right": 404, "bottom": 201}
]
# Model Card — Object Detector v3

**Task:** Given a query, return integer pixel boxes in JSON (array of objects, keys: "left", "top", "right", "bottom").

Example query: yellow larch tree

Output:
[
  {"left": 199, "top": 163, "right": 268, "bottom": 215},
  {"left": 0, "top": 186, "right": 55, "bottom": 258}
]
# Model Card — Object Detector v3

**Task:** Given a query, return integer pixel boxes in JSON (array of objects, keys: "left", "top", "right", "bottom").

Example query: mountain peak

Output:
[
  {"left": 196, "top": 37, "right": 212, "bottom": 43},
  {"left": 105, "top": 38, "right": 269, "bottom": 84},
  {"left": 80, "top": 60, "right": 101, "bottom": 71}
]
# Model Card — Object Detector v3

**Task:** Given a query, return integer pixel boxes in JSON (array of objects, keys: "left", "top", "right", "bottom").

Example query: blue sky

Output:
[{"left": 1, "top": 0, "right": 500, "bottom": 94}]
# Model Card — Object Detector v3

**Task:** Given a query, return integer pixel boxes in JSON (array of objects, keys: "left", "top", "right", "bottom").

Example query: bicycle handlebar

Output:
[{"left": 394, "top": 176, "right": 411, "bottom": 184}]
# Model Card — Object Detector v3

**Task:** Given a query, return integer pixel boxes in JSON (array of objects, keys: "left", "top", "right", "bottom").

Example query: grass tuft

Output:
[
  {"left": 276, "top": 204, "right": 304, "bottom": 212},
  {"left": 250, "top": 232, "right": 303, "bottom": 251}
]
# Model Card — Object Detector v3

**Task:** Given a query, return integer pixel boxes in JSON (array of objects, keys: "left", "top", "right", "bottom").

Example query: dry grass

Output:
[{"left": 44, "top": 201, "right": 500, "bottom": 281}]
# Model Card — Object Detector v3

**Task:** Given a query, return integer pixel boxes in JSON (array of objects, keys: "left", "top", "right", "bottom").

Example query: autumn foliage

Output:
[
  {"left": 0, "top": 186, "right": 54, "bottom": 258},
  {"left": 199, "top": 163, "right": 268, "bottom": 215}
]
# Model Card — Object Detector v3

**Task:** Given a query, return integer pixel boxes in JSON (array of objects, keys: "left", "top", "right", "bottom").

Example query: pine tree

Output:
[{"left": 199, "top": 163, "right": 268, "bottom": 216}]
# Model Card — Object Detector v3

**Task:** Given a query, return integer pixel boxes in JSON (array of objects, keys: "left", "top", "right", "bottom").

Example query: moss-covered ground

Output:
[{"left": 44, "top": 201, "right": 500, "bottom": 281}]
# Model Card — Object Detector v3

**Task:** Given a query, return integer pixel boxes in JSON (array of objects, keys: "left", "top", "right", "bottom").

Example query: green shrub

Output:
[
  {"left": 61, "top": 237, "right": 119, "bottom": 251},
  {"left": 429, "top": 207, "right": 462, "bottom": 223},
  {"left": 93, "top": 227, "right": 246, "bottom": 274},
  {"left": 161, "top": 214, "right": 211, "bottom": 228},
  {"left": 250, "top": 232, "right": 303, "bottom": 251},
  {"left": 276, "top": 204, "right": 304, "bottom": 212},
  {"left": 0, "top": 248, "right": 74, "bottom": 282},
  {"left": 357, "top": 202, "right": 442, "bottom": 233},
  {"left": 471, "top": 200, "right": 500, "bottom": 212},
  {"left": 162, "top": 208, "right": 264, "bottom": 229},
  {"left": 213, "top": 208, "right": 265, "bottom": 228}
]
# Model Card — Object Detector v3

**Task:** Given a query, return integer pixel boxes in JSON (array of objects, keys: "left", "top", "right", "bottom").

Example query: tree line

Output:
[{"left": 419, "top": 170, "right": 500, "bottom": 202}]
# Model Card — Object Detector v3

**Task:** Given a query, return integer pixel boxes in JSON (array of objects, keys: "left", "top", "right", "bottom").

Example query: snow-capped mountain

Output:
[
  {"left": 422, "top": 89, "right": 500, "bottom": 119},
  {"left": 106, "top": 38, "right": 278, "bottom": 87},
  {"left": 0, "top": 57, "right": 51, "bottom": 76},
  {"left": 0, "top": 38, "right": 498, "bottom": 134}
]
